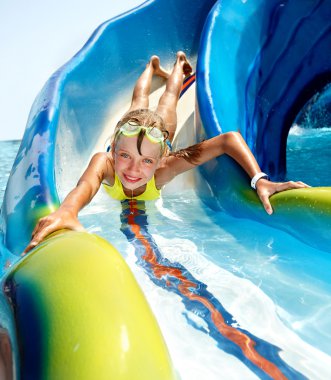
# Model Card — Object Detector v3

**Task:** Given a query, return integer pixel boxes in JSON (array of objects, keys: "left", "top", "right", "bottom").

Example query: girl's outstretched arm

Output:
[
  {"left": 157, "top": 132, "right": 309, "bottom": 214},
  {"left": 24, "top": 153, "right": 111, "bottom": 253}
]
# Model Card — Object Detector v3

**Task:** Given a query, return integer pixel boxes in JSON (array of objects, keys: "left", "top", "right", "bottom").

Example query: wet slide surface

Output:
[{"left": 1, "top": 0, "right": 331, "bottom": 378}]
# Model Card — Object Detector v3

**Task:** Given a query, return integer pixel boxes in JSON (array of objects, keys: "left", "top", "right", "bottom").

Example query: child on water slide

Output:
[{"left": 24, "top": 51, "right": 308, "bottom": 253}]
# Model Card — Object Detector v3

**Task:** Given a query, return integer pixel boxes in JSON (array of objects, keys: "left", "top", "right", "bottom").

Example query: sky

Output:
[{"left": 0, "top": 0, "right": 144, "bottom": 141}]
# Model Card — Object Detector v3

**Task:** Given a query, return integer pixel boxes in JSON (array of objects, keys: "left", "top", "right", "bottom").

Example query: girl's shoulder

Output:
[
  {"left": 91, "top": 151, "right": 111, "bottom": 162},
  {"left": 89, "top": 152, "right": 114, "bottom": 177},
  {"left": 155, "top": 155, "right": 190, "bottom": 188},
  {"left": 88, "top": 152, "right": 112, "bottom": 169},
  {"left": 90, "top": 152, "right": 115, "bottom": 185}
]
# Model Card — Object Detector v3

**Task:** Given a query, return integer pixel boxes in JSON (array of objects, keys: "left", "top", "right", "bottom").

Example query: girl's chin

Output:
[{"left": 125, "top": 184, "right": 140, "bottom": 191}]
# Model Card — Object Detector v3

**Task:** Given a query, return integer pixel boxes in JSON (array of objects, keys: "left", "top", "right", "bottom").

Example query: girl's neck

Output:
[{"left": 122, "top": 183, "right": 147, "bottom": 198}]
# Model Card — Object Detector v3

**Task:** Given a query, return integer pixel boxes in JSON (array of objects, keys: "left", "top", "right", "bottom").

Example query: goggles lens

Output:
[
  {"left": 120, "top": 122, "right": 141, "bottom": 135},
  {"left": 119, "top": 121, "right": 167, "bottom": 147}
]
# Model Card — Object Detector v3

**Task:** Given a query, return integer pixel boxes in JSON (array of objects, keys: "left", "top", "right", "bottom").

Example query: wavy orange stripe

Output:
[{"left": 127, "top": 194, "right": 287, "bottom": 379}]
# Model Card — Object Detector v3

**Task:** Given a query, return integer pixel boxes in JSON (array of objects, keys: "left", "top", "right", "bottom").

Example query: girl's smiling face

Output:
[{"left": 113, "top": 134, "right": 162, "bottom": 191}]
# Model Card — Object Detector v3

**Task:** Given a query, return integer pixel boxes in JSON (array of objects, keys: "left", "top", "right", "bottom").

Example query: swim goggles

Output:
[{"left": 118, "top": 121, "right": 170, "bottom": 149}]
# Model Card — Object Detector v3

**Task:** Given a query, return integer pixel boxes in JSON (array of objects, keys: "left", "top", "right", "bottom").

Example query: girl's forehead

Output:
[{"left": 116, "top": 135, "right": 161, "bottom": 158}]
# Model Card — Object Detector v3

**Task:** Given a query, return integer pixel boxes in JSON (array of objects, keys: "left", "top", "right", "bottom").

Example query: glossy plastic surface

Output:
[
  {"left": 4, "top": 231, "right": 176, "bottom": 379},
  {"left": 0, "top": 0, "right": 217, "bottom": 377},
  {"left": 196, "top": 0, "right": 331, "bottom": 252},
  {"left": 2, "top": 0, "right": 216, "bottom": 256}
]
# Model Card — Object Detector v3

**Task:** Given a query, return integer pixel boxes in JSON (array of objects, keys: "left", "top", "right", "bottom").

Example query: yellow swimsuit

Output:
[{"left": 103, "top": 173, "right": 160, "bottom": 201}]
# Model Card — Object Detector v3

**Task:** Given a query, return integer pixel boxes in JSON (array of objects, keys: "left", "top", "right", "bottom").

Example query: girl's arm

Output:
[
  {"left": 156, "top": 132, "right": 308, "bottom": 214},
  {"left": 24, "top": 153, "right": 111, "bottom": 253}
]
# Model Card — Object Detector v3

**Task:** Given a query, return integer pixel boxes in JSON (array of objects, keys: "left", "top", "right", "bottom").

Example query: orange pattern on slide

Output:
[{"left": 127, "top": 202, "right": 287, "bottom": 380}]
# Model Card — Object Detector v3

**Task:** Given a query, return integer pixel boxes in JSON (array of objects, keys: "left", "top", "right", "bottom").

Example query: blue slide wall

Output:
[
  {"left": 196, "top": 0, "right": 331, "bottom": 252},
  {"left": 2, "top": 0, "right": 331, "bottom": 253},
  {"left": 1, "top": 0, "right": 217, "bottom": 255},
  {"left": 197, "top": 0, "right": 331, "bottom": 178}
]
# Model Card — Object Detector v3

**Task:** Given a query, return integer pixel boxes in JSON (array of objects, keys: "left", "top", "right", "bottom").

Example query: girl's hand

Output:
[
  {"left": 23, "top": 208, "right": 85, "bottom": 254},
  {"left": 256, "top": 179, "right": 310, "bottom": 215}
]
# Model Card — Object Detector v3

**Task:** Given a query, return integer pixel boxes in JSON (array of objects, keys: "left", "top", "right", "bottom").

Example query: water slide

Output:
[
  {"left": 196, "top": 0, "right": 331, "bottom": 252},
  {"left": 1, "top": 0, "right": 331, "bottom": 378}
]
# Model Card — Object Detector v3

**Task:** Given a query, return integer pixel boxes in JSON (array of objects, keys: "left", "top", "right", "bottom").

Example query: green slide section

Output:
[{"left": 4, "top": 231, "right": 176, "bottom": 379}]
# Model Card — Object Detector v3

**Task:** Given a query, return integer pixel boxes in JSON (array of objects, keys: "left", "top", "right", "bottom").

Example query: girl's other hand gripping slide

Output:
[{"left": 255, "top": 178, "right": 310, "bottom": 215}]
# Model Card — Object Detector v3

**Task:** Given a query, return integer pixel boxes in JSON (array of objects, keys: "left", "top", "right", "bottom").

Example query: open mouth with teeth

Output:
[{"left": 123, "top": 174, "right": 142, "bottom": 184}]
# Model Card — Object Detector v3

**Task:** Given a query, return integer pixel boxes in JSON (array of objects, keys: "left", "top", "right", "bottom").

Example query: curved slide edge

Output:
[
  {"left": 0, "top": 1, "right": 217, "bottom": 376},
  {"left": 2, "top": 0, "right": 217, "bottom": 256},
  {"left": 195, "top": 0, "right": 331, "bottom": 252},
  {"left": 2, "top": 231, "right": 176, "bottom": 379}
]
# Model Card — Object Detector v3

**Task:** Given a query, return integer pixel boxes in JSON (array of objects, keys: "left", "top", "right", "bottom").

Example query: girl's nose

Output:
[{"left": 128, "top": 159, "right": 140, "bottom": 173}]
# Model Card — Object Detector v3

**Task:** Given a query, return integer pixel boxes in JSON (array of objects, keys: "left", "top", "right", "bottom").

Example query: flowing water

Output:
[{"left": 0, "top": 127, "right": 330, "bottom": 379}]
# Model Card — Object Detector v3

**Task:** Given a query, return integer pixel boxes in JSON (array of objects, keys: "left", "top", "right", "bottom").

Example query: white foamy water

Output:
[
  {"left": 77, "top": 186, "right": 331, "bottom": 379},
  {"left": 1, "top": 139, "right": 331, "bottom": 379},
  {"left": 286, "top": 123, "right": 331, "bottom": 186},
  {"left": 289, "top": 123, "right": 331, "bottom": 136}
]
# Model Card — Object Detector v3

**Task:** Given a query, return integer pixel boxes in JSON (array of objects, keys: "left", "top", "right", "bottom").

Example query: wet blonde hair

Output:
[
  {"left": 111, "top": 109, "right": 169, "bottom": 157},
  {"left": 111, "top": 108, "right": 203, "bottom": 164}
]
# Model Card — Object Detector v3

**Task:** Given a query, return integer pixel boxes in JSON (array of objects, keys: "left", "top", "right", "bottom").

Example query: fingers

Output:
[
  {"left": 23, "top": 214, "right": 60, "bottom": 255},
  {"left": 23, "top": 224, "right": 55, "bottom": 255},
  {"left": 23, "top": 217, "right": 85, "bottom": 255},
  {"left": 23, "top": 239, "right": 39, "bottom": 255},
  {"left": 23, "top": 241, "right": 38, "bottom": 255},
  {"left": 275, "top": 180, "right": 310, "bottom": 192},
  {"left": 259, "top": 192, "right": 273, "bottom": 215},
  {"left": 256, "top": 178, "right": 311, "bottom": 216},
  {"left": 295, "top": 181, "right": 310, "bottom": 188},
  {"left": 31, "top": 217, "right": 48, "bottom": 238}
]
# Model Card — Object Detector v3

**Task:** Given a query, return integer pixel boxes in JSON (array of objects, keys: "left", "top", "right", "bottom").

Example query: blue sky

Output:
[{"left": 0, "top": 0, "right": 143, "bottom": 141}]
